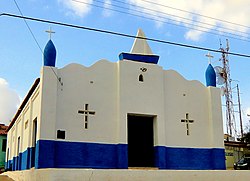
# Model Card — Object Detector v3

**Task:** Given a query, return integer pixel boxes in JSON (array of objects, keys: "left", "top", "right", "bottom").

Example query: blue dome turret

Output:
[
  {"left": 205, "top": 64, "right": 216, "bottom": 87},
  {"left": 44, "top": 39, "right": 56, "bottom": 67}
]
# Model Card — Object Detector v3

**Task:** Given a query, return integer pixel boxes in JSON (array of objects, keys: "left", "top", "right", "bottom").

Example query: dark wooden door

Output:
[{"left": 128, "top": 115, "right": 154, "bottom": 167}]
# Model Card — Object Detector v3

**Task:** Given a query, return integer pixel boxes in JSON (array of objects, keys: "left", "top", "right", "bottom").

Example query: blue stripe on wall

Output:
[
  {"left": 36, "top": 140, "right": 128, "bottom": 169},
  {"left": 21, "top": 148, "right": 29, "bottom": 170},
  {"left": 211, "top": 148, "right": 226, "bottom": 169},
  {"left": 35, "top": 140, "right": 55, "bottom": 168},
  {"left": 5, "top": 160, "right": 13, "bottom": 170},
  {"left": 5, "top": 140, "right": 225, "bottom": 170},
  {"left": 155, "top": 146, "right": 226, "bottom": 170},
  {"left": 5, "top": 147, "right": 35, "bottom": 171}
]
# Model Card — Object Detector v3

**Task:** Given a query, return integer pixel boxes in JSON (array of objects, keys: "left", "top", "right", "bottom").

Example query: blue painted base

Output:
[
  {"left": 5, "top": 140, "right": 225, "bottom": 171},
  {"left": 35, "top": 140, "right": 128, "bottom": 169},
  {"left": 5, "top": 147, "right": 35, "bottom": 171},
  {"left": 155, "top": 146, "right": 226, "bottom": 170}
]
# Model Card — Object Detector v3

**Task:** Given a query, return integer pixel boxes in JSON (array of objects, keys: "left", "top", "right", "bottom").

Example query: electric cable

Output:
[
  {"left": 1, "top": 13, "right": 250, "bottom": 58},
  {"left": 12, "top": 0, "right": 63, "bottom": 86},
  {"left": 141, "top": 0, "right": 250, "bottom": 29},
  {"left": 13, "top": 0, "right": 43, "bottom": 52},
  {"left": 105, "top": 0, "right": 250, "bottom": 37},
  {"left": 72, "top": 0, "right": 250, "bottom": 42}
]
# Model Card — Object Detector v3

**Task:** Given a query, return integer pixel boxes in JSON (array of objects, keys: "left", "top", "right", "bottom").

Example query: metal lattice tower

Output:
[{"left": 219, "top": 39, "right": 236, "bottom": 137}]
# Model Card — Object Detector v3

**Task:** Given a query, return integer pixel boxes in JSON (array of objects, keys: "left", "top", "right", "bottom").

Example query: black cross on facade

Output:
[
  {"left": 181, "top": 113, "right": 194, "bottom": 136},
  {"left": 78, "top": 104, "right": 95, "bottom": 129}
]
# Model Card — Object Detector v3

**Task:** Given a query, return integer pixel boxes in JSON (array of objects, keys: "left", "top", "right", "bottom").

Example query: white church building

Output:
[{"left": 5, "top": 29, "right": 226, "bottom": 170}]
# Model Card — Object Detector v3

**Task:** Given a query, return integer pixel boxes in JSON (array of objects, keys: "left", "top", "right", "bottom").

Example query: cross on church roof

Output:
[
  {"left": 45, "top": 27, "right": 55, "bottom": 40},
  {"left": 206, "top": 52, "right": 213, "bottom": 64}
]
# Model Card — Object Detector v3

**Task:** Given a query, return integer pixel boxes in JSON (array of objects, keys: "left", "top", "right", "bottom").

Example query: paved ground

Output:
[{"left": 0, "top": 175, "right": 14, "bottom": 181}]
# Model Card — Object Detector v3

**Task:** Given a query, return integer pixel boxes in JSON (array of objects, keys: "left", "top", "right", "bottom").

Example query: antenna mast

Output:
[{"left": 220, "top": 39, "right": 236, "bottom": 137}]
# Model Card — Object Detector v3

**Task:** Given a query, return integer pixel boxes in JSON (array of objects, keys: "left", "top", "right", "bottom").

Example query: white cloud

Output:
[
  {"left": 185, "top": 30, "right": 203, "bottom": 41},
  {"left": 246, "top": 107, "right": 250, "bottom": 116},
  {"left": 103, "top": 0, "right": 112, "bottom": 17},
  {"left": 128, "top": 0, "right": 250, "bottom": 41},
  {"left": 58, "top": 0, "right": 93, "bottom": 18},
  {"left": 0, "top": 78, "right": 20, "bottom": 126}
]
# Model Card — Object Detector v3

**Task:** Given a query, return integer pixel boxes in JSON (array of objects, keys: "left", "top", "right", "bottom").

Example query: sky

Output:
[{"left": 0, "top": 0, "right": 250, "bottom": 135}]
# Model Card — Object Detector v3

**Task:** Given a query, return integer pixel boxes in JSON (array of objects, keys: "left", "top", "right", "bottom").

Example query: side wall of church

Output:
[{"left": 6, "top": 85, "right": 41, "bottom": 171}]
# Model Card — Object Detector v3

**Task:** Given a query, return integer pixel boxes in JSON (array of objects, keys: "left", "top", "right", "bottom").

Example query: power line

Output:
[
  {"left": 1, "top": 13, "right": 250, "bottom": 58},
  {"left": 72, "top": 0, "right": 250, "bottom": 42},
  {"left": 141, "top": 0, "right": 250, "bottom": 30},
  {"left": 110, "top": 0, "right": 249, "bottom": 37},
  {"left": 13, "top": 0, "right": 43, "bottom": 52},
  {"left": 12, "top": 1, "right": 63, "bottom": 86}
]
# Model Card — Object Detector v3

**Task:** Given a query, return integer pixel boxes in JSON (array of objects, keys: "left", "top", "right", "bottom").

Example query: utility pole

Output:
[{"left": 237, "top": 84, "right": 243, "bottom": 138}]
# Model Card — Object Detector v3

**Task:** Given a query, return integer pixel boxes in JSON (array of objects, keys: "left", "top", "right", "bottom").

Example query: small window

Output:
[
  {"left": 2, "top": 139, "right": 7, "bottom": 152},
  {"left": 57, "top": 130, "right": 66, "bottom": 139},
  {"left": 139, "top": 74, "right": 144, "bottom": 82}
]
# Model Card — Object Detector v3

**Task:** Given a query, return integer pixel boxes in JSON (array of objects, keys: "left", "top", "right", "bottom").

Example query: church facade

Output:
[{"left": 5, "top": 30, "right": 225, "bottom": 170}]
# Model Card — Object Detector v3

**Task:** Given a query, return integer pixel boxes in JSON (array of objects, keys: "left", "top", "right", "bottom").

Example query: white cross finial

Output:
[
  {"left": 45, "top": 27, "right": 55, "bottom": 40},
  {"left": 206, "top": 52, "right": 213, "bottom": 64}
]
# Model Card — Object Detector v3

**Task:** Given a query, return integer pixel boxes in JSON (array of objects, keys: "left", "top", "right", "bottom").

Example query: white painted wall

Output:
[
  {"left": 40, "top": 67, "right": 58, "bottom": 140},
  {"left": 118, "top": 60, "right": 166, "bottom": 145},
  {"left": 38, "top": 59, "right": 224, "bottom": 149},
  {"left": 7, "top": 57, "right": 224, "bottom": 163},
  {"left": 6, "top": 128, "right": 13, "bottom": 159},
  {"left": 22, "top": 104, "right": 30, "bottom": 152},
  {"left": 207, "top": 87, "right": 224, "bottom": 148},
  {"left": 163, "top": 70, "right": 224, "bottom": 148},
  {"left": 30, "top": 88, "right": 41, "bottom": 147},
  {"left": 40, "top": 61, "right": 119, "bottom": 143},
  {"left": 7, "top": 85, "right": 41, "bottom": 161}
]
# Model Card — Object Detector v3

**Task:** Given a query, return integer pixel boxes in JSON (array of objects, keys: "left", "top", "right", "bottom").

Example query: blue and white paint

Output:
[
  {"left": 6, "top": 29, "right": 226, "bottom": 171},
  {"left": 6, "top": 140, "right": 225, "bottom": 170}
]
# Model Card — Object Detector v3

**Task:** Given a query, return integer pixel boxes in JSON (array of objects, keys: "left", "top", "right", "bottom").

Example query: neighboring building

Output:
[
  {"left": 0, "top": 124, "right": 7, "bottom": 171},
  {"left": 5, "top": 29, "right": 225, "bottom": 171},
  {"left": 224, "top": 138, "right": 250, "bottom": 169}
]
